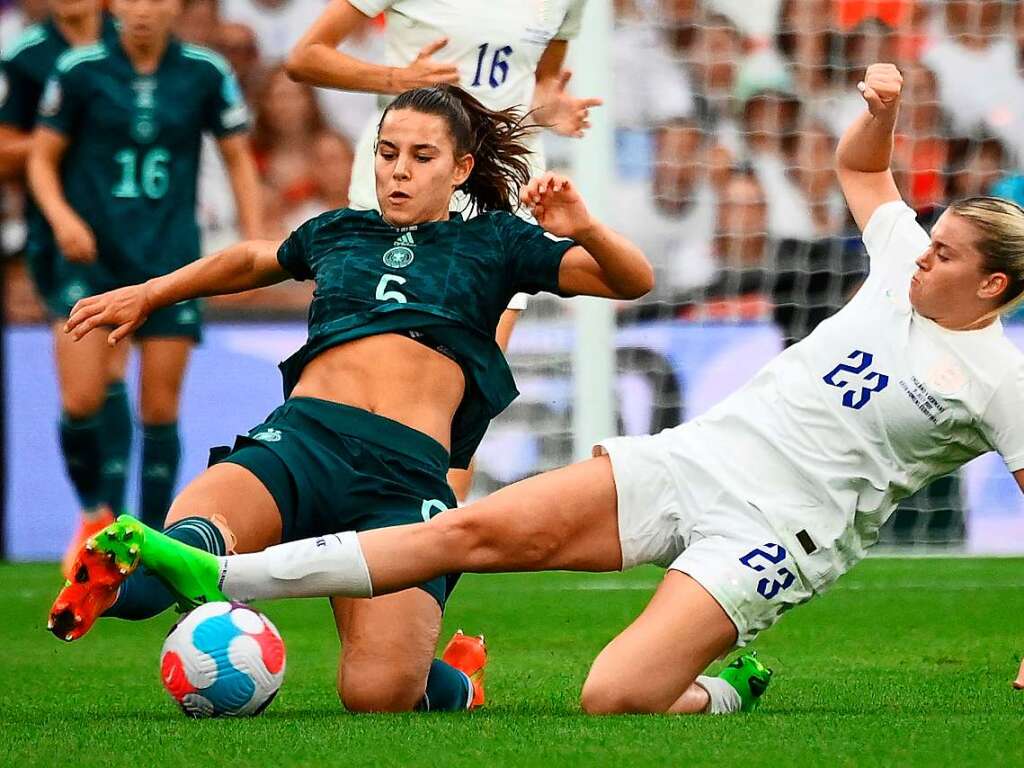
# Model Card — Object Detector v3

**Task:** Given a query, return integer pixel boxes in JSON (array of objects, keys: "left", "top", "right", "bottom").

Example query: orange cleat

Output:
[
  {"left": 441, "top": 629, "right": 487, "bottom": 708},
  {"left": 48, "top": 529, "right": 139, "bottom": 642},
  {"left": 61, "top": 507, "right": 115, "bottom": 580}
]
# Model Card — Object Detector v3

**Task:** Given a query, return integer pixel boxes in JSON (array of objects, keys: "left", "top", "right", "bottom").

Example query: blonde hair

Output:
[{"left": 947, "top": 196, "right": 1024, "bottom": 316}]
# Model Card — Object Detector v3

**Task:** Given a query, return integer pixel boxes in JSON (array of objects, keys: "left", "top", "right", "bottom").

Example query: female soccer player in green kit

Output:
[
  {"left": 51, "top": 84, "right": 652, "bottom": 714},
  {"left": 27, "top": 0, "right": 261, "bottom": 567},
  {"left": 0, "top": 0, "right": 126, "bottom": 578},
  {"left": 285, "top": 0, "right": 602, "bottom": 503}
]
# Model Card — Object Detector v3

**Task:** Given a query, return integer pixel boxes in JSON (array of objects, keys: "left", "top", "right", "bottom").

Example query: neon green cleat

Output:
[
  {"left": 717, "top": 651, "right": 773, "bottom": 712},
  {"left": 92, "top": 515, "right": 227, "bottom": 611}
]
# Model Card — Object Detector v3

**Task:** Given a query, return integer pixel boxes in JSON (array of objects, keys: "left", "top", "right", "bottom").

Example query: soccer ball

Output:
[{"left": 160, "top": 601, "right": 286, "bottom": 718}]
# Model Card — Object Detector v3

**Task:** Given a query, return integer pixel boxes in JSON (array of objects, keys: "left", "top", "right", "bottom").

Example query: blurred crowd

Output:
[
  {"left": 606, "top": 0, "right": 1024, "bottom": 339},
  {"left": 3, "top": 0, "right": 1024, "bottom": 333}
]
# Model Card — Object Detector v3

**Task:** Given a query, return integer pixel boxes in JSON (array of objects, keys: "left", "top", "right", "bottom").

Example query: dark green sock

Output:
[
  {"left": 105, "top": 517, "right": 225, "bottom": 620},
  {"left": 141, "top": 422, "right": 181, "bottom": 529},
  {"left": 100, "top": 381, "right": 132, "bottom": 513},
  {"left": 417, "top": 660, "right": 472, "bottom": 711},
  {"left": 59, "top": 412, "right": 105, "bottom": 510}
]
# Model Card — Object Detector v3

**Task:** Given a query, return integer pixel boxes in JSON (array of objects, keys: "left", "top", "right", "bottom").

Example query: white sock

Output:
[
  {"left": 695, "top": 675, "right": 742, "bottom": 715},
  {"left": 218, "top": 531, "right": 373, "bottom": 602}
]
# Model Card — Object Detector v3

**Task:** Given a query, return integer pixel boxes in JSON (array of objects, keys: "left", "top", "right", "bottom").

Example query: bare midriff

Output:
[{"left": 289, "top": 333, "right": 465, "bottom": 451}]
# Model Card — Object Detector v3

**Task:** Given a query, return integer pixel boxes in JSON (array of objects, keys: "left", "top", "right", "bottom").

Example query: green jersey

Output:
[
  {"left": 0, "top": 15, "right": 119, "bottom": 257},
  {"left": 276, "top": 208, "right": 576, "bottom": 468},
  {"left": 37, "top": 36, "right": 248, "bottom": 289}
]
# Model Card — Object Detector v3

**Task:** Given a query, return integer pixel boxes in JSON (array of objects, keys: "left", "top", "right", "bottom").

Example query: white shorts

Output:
[{"left": 596, "top": 424, "right": 816, "bottom": 646}]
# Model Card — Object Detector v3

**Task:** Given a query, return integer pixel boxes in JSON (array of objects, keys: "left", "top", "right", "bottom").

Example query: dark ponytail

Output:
[{"left": 379, "top": 85, "right": 534, "bottom": 214}]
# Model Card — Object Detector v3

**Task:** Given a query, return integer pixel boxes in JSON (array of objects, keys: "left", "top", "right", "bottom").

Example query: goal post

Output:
[{"left": 569, "top": 0, "right": 616, "bottom": 461}]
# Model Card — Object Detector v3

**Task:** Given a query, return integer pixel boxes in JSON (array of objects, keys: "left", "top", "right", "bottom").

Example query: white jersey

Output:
[
  {"left": 349, "top": 0, "right": 583, "bottom": 113},
  {"left": 346, "top": 0, "right": 585, "bottom": 211},
  {"left": 690, "top": 201, "right": 1024, "bottom": 584}
]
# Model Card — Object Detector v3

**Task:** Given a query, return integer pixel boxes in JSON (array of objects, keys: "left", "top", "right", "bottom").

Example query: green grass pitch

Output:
[{"left": 2, "top": 558, "right": 1024, "bottom": 767}]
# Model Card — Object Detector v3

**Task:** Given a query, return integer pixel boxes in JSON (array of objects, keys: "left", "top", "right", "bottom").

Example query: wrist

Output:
[
  {"left": 570, "top": 215, "right": 600, "bottom": 242},
  {"left": 869, "top": 104, "right": 899, "bottom": 130},
  {"left": 388, "top": 66, "right": 408, "bottom": 94},
  {"left": 141, "top": 278, "right": 163, "bottom": 314}
]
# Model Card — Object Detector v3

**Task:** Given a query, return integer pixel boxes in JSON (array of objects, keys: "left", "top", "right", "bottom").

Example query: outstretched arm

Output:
[
  {"left": 65, "top": 239, "right": 289, "bottom": 344},
  {"left": 285, "top": 0, "right": 458, "bottom": 94},
  {"left": 521, "top": 172, "right": 653, "bottom": 300},
  {"left": 835, "top": 62, "right": 903, "bottom": 232}
]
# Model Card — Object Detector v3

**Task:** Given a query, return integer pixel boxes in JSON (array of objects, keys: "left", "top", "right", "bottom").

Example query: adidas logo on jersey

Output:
[{"left": 393, "top": 232, "right": 416, "bottom": 247}]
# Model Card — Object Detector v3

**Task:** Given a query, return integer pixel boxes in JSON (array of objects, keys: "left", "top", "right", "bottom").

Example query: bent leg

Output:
[
  {"left": 332, "top": 591, "right": 443, "bottom": 713},
  {"left": 163, "top": 462, "right": 283, "bottom": 552},
  {"left": 579, "top": 571, "right": 737, "bottom": 714},
  {"left": 107, "top": 462, "right": 282, "bottom": 620}
]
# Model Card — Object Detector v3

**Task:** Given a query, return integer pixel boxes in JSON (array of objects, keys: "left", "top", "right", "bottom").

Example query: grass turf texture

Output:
[{"left": 2, "top": 558, "right": 1024, "bottom": 767}]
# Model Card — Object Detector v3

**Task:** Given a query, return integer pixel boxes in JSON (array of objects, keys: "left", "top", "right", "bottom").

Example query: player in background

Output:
[
  {"left": 0, "top": 1, "right": 129, "bottom": 577},
  {"left": 50, "top": 85, "right": 652, "bottom": 715},
  {"left": 285, "top": 0, "right": 601, "bottom": 499},
  {"left": 95, "top": 63, "right": 1024, "bottom": 715},
  {"left": 27, "top": 0, "right": 261, "bottom": 570}
]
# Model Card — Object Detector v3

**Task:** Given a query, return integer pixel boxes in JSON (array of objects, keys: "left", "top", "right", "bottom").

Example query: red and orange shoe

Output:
[
  {"left": 48, "top": 528, "right": 139, "bottom": 642},
  {"left": 441, "top": 629, "right": 487, "bottom": 709},
  {"left": 61, "top": 506, "right": 115, "bottom": 580}
]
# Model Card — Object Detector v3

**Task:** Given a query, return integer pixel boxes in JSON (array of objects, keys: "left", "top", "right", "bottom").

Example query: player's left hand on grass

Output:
[
  {"left": 520, "top": 172, "right": 592, "bottom": 239},
  {"left": 65, "top": 283, "right": 153, "bottom": 345},
  {"left": 538, "top": 71, "right": 603, "bottom": 138}
]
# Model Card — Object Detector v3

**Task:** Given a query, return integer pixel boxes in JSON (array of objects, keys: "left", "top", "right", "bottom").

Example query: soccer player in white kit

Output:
[{"left": 86, "top": 63, "right": 1024, "bottom": 715}]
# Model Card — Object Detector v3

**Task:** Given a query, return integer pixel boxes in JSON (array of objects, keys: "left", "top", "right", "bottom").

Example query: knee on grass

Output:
[
  {"left": 337, "top": 664, "right": 426, "bottom": 713},
  {"left": 580, "top": 672, "right": 684, "bottom": 715}
]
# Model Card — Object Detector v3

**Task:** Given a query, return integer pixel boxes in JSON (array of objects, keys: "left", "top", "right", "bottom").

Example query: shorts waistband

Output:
[{"left": 282, "top": 396, "right": 450, "bottom": 472}]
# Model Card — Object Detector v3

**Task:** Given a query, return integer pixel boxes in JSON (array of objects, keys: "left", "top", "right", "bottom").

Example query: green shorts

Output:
[
  {"left": 45, "top": 268, "right": 203, "bottom": 343},
  {"left": 213, "top": 397, "right": 459, "bottom": 608}
]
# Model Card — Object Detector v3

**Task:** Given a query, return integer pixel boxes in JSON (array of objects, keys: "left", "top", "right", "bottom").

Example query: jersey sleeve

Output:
[
  {"left": 0, "top": 57, "right": 42, "bottom": 130},
  {"left": 555, "top": 0, "right": 587, "bottom": 40},
  {"left": 204, "top": 63, "right": 250, "bottom": 137},
  {"left": 979, "top": 363, "right": 1024, "bottom": 472},
  {"left": 36, "top": 68, "right": 84, "bottom": 137},
  {"left": 276, "top": 220, "right": 316, "bottom": 281},
  {"left": 860, "top": 199, "right": 929, "bottom": 290},
  {"left": 346, "top": 0, "right": 396, "bottom": 17},
  {"left": 496, "top": 212, "right": 575, "bottom": 296}
]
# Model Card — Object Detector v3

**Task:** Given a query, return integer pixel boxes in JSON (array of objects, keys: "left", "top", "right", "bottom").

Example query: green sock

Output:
[
  {"left": 140, "top": 422, "right": 180, "bottom": 529},
  {"left": 105, "top": 516, "right": 225, "bottom": 620},
  {"left": 100, "top": 381, "right": 132, "bottom": 513},
  {"left": 59, "top": 412, "right": 105, "bottom": 510},
  {"left": 417, "top": 660, "right": 473, "bottom": 712}
]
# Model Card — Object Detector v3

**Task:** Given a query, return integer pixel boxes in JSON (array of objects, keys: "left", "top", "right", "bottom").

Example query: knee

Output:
[
  {"left": 337, "top": 665, "right": 425, "bottom": 713},
  {"left": 580, "top": 673, "right": 659, "bottom": 715},
  {"left": 139, "top": 394, "right": 179, "bottom": 425},
  {"left": 61, "top": 386, "right": 106, "bottom": 419}
]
